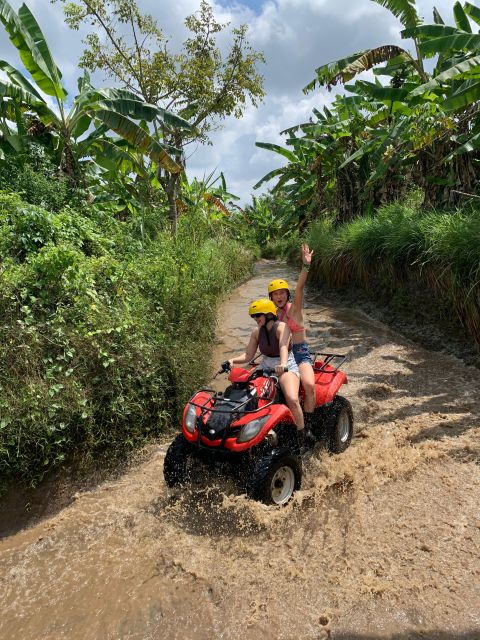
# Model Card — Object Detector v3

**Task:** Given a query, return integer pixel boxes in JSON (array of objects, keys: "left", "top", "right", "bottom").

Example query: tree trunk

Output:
[
  {"left": 157, "top": 130, "right": 184, "bottom": 234},
  {"left": 157, "top": 168, "right": 181, "bottom": 234},
  {"left": 61, "top": 140, "right": 82, "bottom": 188}
]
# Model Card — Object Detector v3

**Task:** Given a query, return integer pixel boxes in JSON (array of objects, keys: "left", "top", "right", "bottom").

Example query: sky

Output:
[{"left": 0, "top": 0, "right": 462, "bottom": 204}]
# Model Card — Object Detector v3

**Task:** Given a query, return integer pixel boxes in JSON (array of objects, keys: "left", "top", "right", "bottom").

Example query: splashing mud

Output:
[{"left": 1, "top": 260, "right": 479, "bottom": 639}]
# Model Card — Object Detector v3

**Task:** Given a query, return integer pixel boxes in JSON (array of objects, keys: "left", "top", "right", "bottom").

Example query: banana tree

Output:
[
  {"left": 179, "top": 170, "right": 241, "bottom": 223},
  {"left": 304, "top": 0, "right": 426, "bottom": 95},
  {"left": 253, "top": 135, "right": 320, "bottom": 221},
  {"left": 255, "top": 91, "right": 386, "bottom": 222},
  {"left": 302, "top": 0, "right": 480, "bottom": 209},
  {"left": 0, "top": 0, "right": 187, "bottom": 185}
]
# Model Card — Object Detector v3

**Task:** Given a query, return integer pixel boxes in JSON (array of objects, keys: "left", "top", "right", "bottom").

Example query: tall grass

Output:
[{"left": 307, "top": 202, "right": 480, "bottom": 345}]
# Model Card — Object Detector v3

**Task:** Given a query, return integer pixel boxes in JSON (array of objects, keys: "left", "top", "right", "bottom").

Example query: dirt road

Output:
[{"left": 1, "top": 260, "right": 479, "bottom": 639}]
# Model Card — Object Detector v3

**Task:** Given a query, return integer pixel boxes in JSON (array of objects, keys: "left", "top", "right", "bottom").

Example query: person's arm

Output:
[
  {"left": 275, "top": 322, "right": 291, "bottom": 374},
  {"left": 289, "top": 243, "right": 313, "bottom": 314},
  {"left": 228, "top": 329, "right": 259, "bottom": 367}
]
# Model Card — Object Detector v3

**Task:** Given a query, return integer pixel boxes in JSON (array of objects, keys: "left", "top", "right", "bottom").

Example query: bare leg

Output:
[
  {"left": 279, "top": 371, "right": 304, "bottom": 429},
  {"left": 299, "top": 362, "right": 316, "bottom": 413}
]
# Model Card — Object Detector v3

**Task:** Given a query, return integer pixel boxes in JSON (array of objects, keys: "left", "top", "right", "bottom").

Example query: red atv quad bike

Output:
[{"left": 163, "top": 353, "right": 353, "bottom": 505}]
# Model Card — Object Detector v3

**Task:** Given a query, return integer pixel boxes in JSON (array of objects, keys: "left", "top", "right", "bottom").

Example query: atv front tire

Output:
[
  {"left": 163, "top": 434, "right": 193, "bottom": 487},
  {"left": 324, "top": 396, "right": 354, "bottom": 453},
  {"left": 246, "top": 449, "right": 302, "bottom": 505}
]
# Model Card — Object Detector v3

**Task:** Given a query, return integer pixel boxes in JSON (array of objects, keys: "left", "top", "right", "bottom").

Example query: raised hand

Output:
[{"left": 301, "top": 243, "right": 314, "bottom": 266}]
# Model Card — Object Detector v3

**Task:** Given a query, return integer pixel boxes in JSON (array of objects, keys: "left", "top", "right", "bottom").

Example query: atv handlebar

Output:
[
  {"left": 214, "top": 361, "right": 279, "bottom": 383},
  {"left": 213, "top": 360, "right": 232, "bottom": 378}
]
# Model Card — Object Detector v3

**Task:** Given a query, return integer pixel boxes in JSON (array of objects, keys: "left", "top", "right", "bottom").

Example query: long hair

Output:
[{"left": 261, "top": 313, "right": 277, "bottom": 345}]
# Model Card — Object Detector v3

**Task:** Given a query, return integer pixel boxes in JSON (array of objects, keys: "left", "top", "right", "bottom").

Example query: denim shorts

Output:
[
  {"left": 292, "top": 342, "right": 313, "bottom": 366},
  {"left": 261, "top": 352, "right": 300, "bottom": 377}
]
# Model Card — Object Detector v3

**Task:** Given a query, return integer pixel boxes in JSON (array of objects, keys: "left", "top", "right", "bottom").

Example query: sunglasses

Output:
[{"left": 251, "top": 313, "right": 264, "bottom": 319}]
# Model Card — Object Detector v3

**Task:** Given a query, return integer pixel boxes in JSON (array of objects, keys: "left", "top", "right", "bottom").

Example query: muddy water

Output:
[{"left": 1, "top": 260, "right": 479, "bottom": 640}]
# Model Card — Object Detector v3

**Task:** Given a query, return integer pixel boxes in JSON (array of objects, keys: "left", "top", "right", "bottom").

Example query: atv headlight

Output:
[
  {"left": 237, "top": 415, "right": 269, "bottom": 443},
  {"left": 184, "top": 404, "right": 197, "bottom": 434}
]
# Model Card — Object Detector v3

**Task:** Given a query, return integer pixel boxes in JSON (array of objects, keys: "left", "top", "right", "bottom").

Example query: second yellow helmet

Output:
[
  {"left": 248, "top": 298, "right": 277, "bottom": 316},
  {"left": 268, "top": 279, "right": 290, "bottom": 295}
]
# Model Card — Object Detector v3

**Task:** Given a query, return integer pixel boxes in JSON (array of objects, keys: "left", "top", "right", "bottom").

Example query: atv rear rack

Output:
[{"left": 313, "top": 352, "right": 347, "bottom": 373}]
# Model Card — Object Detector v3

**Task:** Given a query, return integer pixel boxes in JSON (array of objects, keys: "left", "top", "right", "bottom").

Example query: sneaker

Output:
[
  {"left": 297, "top": 429, "right": 306, "bottom": 454},
  {"left": 297, "top": 429, "right": 314, "bottom": 454}
]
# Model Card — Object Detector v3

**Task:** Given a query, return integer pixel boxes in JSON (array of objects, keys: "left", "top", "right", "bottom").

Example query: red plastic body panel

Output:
[
  {"left": 231, "top": 404, "right": 294, "bottom": 452},
  {"left": 181, "top": 359, "right": 347, "bottom": 452},
  {"left": 228, "top": 367, "right": 253, "bottom": 383},
  {"left": 251, "top": 376, "right": 276, "bottom": 407},
  {"left": 182, "top": 402, "right": 295, "bottom": 452},
  {"left": 299, "top": 359, "right": 348, "bottom": 405},
  {"left": 182, "top": 390, "right": 213, "bottom": 445}
]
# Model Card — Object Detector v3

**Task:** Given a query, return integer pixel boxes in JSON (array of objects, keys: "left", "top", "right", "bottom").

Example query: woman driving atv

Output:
[
  {"left": 268, "top": 243, "right": 316, "bottom": 434},
  {"left": 226, "top": 298, "right": 306, "bottom": 438}
]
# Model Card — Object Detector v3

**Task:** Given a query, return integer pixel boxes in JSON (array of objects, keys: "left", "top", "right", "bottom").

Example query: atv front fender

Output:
[{"left": 227, "top": 404, "right": 296, "bottom": 452}]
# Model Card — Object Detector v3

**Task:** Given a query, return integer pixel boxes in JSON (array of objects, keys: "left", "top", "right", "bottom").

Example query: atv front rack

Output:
[
  {"left": 187, "top": 381, "right": 276, "bottom": 415},
  {"left": 186, "top": 379, "right": 278, "bottom": 451},
  {"left": 313, "top": 352, "right": 347, "bottom": 373}
]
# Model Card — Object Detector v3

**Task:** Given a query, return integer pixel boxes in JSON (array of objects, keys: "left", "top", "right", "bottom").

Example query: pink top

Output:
[{"left": 278, "top": 303, "right": 304, "bottom": 334}]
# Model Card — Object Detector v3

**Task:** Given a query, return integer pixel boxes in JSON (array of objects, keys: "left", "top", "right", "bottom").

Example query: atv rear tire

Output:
[
  {"left": 324, "top": 396, "right": 354, "bottom": 453},
  {"left": 163, "top": 434, "right": 193, "bottom": 487},
  {"left": 246, "top": 449, "right": 302, "bottom": 505}
]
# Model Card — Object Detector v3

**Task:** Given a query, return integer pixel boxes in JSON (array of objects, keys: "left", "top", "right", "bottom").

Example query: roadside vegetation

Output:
[
  {"left": 0, "top": 175, "right": 253, "bottom": 489},
  {"left": 2, "top": 0, "right": 480, "bottom": 489},
  {"left": 253, "top": 0, "right": 480, "bottom": 347},
  {"left": 0, "top": 0, "right": 259, "bottom": 490},
  {"left": 307, "top": 197, "right": 480, "bottom": 346}
]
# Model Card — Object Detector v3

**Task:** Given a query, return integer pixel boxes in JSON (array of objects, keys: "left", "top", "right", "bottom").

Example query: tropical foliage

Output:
[
  {"left": 306, "top": 198, "right": 480, "bottom": 348},
  {"left": 0, "top": 189, "right": 253, "bottom": 489},
  {"left": 254, "top": 0, "right": 480, "bottom": 223},
  {"left": 0, "top": 0, "right": 263, "bottom": 232},
  {"left": 53, "top": 0, "right": 265, "bottom": 230},
  {"left": 0, "top": 1, "right": 259, "bottom": 490},
  {"left": 0, "top": 0, "right": 184, "bottom": 189}
]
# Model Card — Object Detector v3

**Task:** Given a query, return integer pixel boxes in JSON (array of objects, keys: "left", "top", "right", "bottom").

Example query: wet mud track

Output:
[{"left": 1, "top": 260, "right": 479, "bottom": 639}]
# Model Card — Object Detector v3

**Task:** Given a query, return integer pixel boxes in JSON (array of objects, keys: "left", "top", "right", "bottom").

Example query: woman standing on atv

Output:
[
  {"left": 227, "top": 298, "right": 305, "bottom": 433},
  {"left": 268, "top": 244, "right": 316, "bottom": 432}
]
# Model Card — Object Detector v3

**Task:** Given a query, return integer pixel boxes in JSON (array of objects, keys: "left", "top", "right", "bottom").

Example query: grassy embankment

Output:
[
  {"left": 0, "top": 192, "right": 254, "bottom": 491},
  {"left": 269, "top": 197, "right": 480, "bottom": 351},
  {"left": 302, "top": 200, "right": 480, "bottom": 349}
]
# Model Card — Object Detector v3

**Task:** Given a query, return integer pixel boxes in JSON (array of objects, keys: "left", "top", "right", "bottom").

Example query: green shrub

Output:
[
  {"left": 0, "top": 143, "right": 74, "bottom": 211},
  {"left": 0, "top": 194, "right": 254, "bottom": 489},
  {"left": 262, "top": 232, "right": 299, "bottom": 259}
]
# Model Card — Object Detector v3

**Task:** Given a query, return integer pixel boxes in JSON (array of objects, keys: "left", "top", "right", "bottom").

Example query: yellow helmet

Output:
[
  {"left": 248, "top": 298, "right": 277, "bottom": 316},
  {"left": 268, "top": 279, "right": 290, "bottom": 295}
]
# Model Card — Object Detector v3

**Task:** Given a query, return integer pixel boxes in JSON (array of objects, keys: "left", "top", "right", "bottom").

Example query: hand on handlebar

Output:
[
  {"left": 213, "top": 360, "right": 232, "bottom": 378},
  {"left": 274, "top": 364, "right": 289, "bottom": 375}
]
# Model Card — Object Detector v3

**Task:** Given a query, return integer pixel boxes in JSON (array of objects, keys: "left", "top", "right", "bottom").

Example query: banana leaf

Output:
[
  {"left": 0, "top": 60, "right": 44, "bottom": 101},
  {"left": 0, "top": 0, "right": 66, "bottom": 99},
  {"left": 255, "top": 142, "right": 299, "bottom": 163},
  {"left": 443, "top": 79, "right": 480, "bottom": 111},
  {"left": 370, "top": 0, "right": 420, "bottom": 29},
  {"left": 453, "top": 2, "right": 471, "bottom": 33},
  {"left": 464, "top": 2, "right": 480, "bottom": 27},
  {"left": 89, "top": 108, "right": 182, "bottom": 173}
]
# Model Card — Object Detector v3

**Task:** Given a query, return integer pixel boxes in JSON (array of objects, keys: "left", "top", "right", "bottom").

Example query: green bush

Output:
[
  {"left": 0, "top": 192, "right": 254, "bottom": 489},
  {"left": 0, "top": 143, "right": 74, "bottom": 211},
  {"left": 262, "top": 232, "right": 299, "bottom": 259}
]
